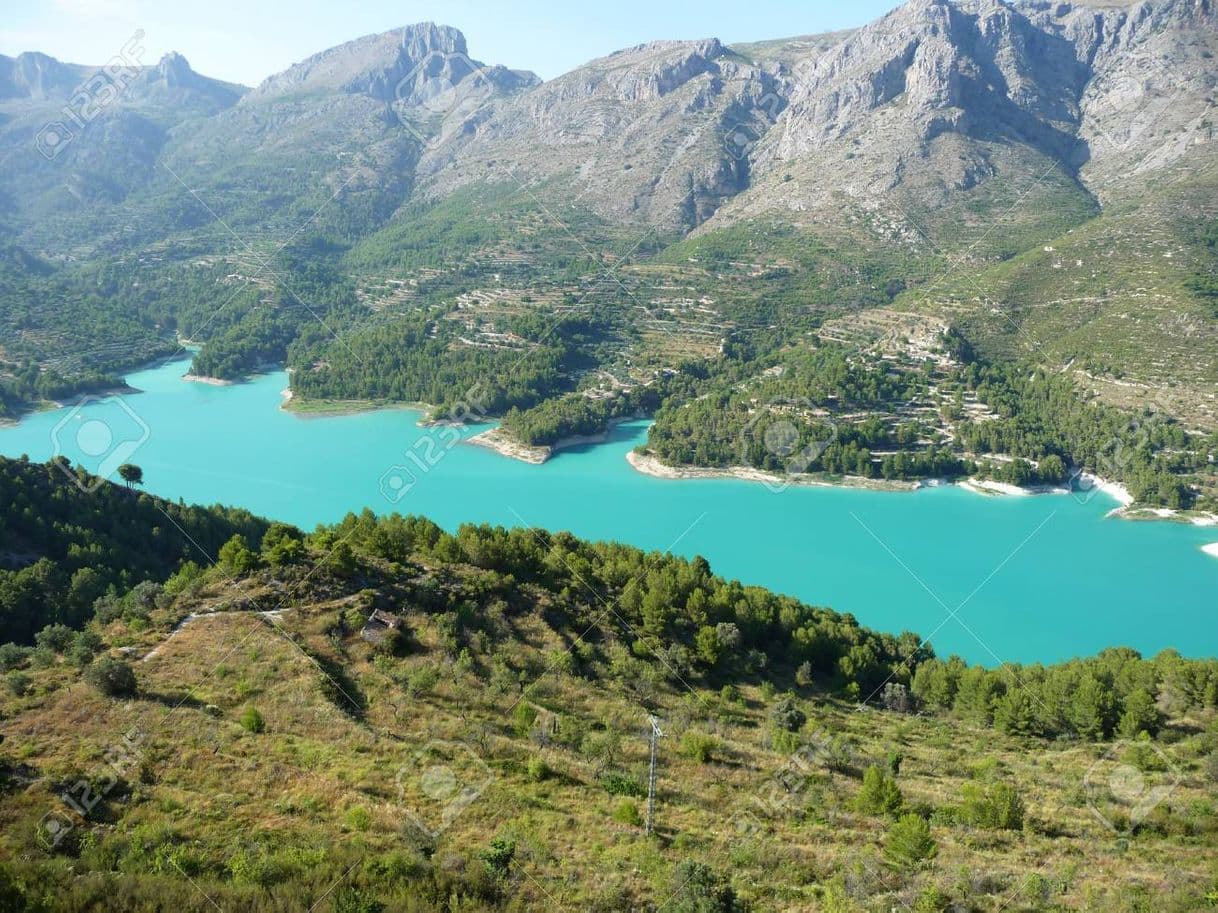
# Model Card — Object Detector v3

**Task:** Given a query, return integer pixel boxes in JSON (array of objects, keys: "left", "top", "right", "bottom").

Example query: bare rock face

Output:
[
  {"left": 701, "top": 0, "right": 1215, "bottom": 231},
  {"left": 0, "top": 2, "right": 1214, "bottom": 252},
  {"left": 714, "top": 0, "right": 1093, "bottom": 224},
  {"left": 245, "top": 23, "right": 539, "bottom": 105},
  {"left": 0, "top": 52, "right": 87, "bottom": 101},
  {"left": 123, "top": 54, "right": 244, "bottom": 113},
  {"left": 1047, "top": 0, "right": 1218, "bottom": 198},
  {"left": 415, "top": 38, "right": 791, "bottom": 231}
]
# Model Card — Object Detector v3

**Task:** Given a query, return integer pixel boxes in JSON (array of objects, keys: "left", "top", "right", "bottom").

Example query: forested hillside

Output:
[
  {"left": 1, "top": 3, "right": 1216, "bottom": 512},
  {"left": 0, "top": 473, "right": 1216, "bottom": 911},
  {"left": 0, "top": 456, "right": 268, "bottom": 642}
]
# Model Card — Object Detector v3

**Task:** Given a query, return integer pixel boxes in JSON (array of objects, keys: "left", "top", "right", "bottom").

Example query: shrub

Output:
[
  {"left": 599, "top": 772, "right": 645, "bottom": 798},
  {"left": 1205, "top": 751, "right": 1218, "bottom": 784},
  {"left": 404, "top": 664, "right": 439, "bottom": 697},
  {"left": 771, "top": 729, "right": 801, "bottom": 754},
  {"left": 34, "top": 624, "right": 75, "bottom": 653},
  {"left": 1117, "top": 688, "right": 1162, "bottom": 739},
  {"left": 667, "top": 861, "right": 745, "bottom": 913},
  {"left": 480, "top": 836, "right": 515, "bottom": 880},
  {"left": 218, "top": 535, "right": 258, "bottom": 576},
  {"left": 85, "top": 656, "right": 138, "bottom": 698},
  {"left": 525, "top": 756, "right": 550, "bottom": 782},
  {"left": 240, "top": 706, "right": 265, "bottom": 733},
  {"left": 163, "top": 561, "right": 205, "bottom": 597},
  {"left": 1123, "top": 738, "right": 1170, "bottom": 773},
  {"left": 822, "top": 736, "right": 856, "bottom": 774},
  {"left": 912, "top": 886, "right": 952, "bottom": 912},
  {"left": 882, "top": 683, "right": 913, "bottom": 713},
  {"left": 0, "top": 643, "right": 29, "bottom": 672},
  {"left": 959, "top": 782, "right": 1024, "bottom": 830},
  {"left": 345, "top": 806, "right": 372, "bottom": 831},
  {"left": 769, "top": 694, "right": 806, "bottom": 733},
  {"left": 332, "top": 887, "right": 384, "bottom": 913},
  {"left": 67, "top": 631, "right": 103, "bottom": 666},
  {"left": 512, "top": 702, "right": 539, "bottom": 737},
  {"left": 5, "top": 671, "right": 31, "bottom": 696},
  {"left": 261, "top": 523, "right": 306, "bottom": 566},
  {"left": 612, "top": 800, "right": 643, "bottom": 827},
  {"left": 884, "top": 814, "right": 937, "bottom": 870},
  {"left": 854, "top": 765, "right": 904, "bottom": 816},
  {"left": 679, "top": 731, "right": 720, "bottom": 764}
]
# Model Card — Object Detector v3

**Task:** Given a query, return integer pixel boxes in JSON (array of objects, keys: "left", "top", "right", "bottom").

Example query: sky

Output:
[{"left": 1, "top": 0, "right": 902, "bottom": 87}]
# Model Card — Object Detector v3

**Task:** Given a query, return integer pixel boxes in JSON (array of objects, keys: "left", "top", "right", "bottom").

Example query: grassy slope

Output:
[
  {"left": 1, "top": 560, "right": 1215, "bottom": 912},
  {"left": 903, "top": 152, "right": 1218, "bottom": 431}
]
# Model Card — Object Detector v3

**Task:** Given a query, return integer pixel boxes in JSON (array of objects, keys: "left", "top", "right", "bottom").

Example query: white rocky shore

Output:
[
  {"left": 465, "top": 427, "right": 617, "bottom": 465},
  {"left": 182, "top": 373, "right": 233, "bottom": 387},
  {"left": 959, "top": 478, "right": 1071, "bottom": 498},
  {"left": 624, "top": 450, "right": 1218, "bottom": 525},
  {"left": 624, "top": 450, "right": 917, "bottom": 491}
]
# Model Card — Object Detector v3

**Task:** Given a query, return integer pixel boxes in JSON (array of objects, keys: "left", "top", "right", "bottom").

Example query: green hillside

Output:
[{"left": 0, "top": 474, "right": 1215, "bottom": 912}]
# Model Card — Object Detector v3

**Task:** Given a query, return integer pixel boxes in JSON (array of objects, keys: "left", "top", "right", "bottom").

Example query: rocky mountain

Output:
[
  {"left": 415, "top": 38, "right": 784, "bottom": 231},
  {"left": 124, "top": 52, "right": 244, "bottom": 113},
  {"left": 0, "top": 52, "right": 88, "bottom": 101},
  {"left": 246, "top": 22, "right": 538, "bottom": 104},
  {"left": 403, "top": 0, "right": 1217, "bottom": 241},
  {"left": 706, "top": 0, "right": 1216, "bottom": 232},
  {"left": 2, "top": 2, "right": 1212, "bottom": 238},
  {"left": 0, "top": 51, "right": 244, "bottom": 218},
  {"left": 0, "top": 0, "right": 1214, "bottom": 437}
]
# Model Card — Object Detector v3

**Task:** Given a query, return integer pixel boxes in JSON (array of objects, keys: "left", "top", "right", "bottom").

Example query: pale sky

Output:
[{"left": 1, "top": 0, "right": 902, "bottom": 87}]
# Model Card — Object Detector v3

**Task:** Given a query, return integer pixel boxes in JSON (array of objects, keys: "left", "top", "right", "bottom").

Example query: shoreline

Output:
[
  {"left": 465, "top": 426, "right": 620, "bottom": 465},
  {"left": 622, "top": 449, "right": 1218, "bottom": 523},
  {"left": 282, "top": 397, "right": 429, "bottom": 417},
  {"left": 624, "top": 449, "right": 918, "bottom": 492},
  {"left": 959, "top": 478, "right": 1071, "bottom": 498},
  {"left": 11, "top": 361, "right": 1214, "bottom": 527},
  {"left": 182, "top": 373, "right": 233, "bottom": 387},
  {"left": 48, "top": 382, "right": 142, "bottom": 408}
]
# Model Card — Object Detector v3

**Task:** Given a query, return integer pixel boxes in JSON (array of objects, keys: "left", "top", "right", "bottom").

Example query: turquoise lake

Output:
[{"left": 2, "top": 355, "right": 1215, "bottom": 665}]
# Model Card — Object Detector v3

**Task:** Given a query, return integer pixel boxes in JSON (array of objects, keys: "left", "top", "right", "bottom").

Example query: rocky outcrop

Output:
[
  {"left": 416, "top": 38, "right": 790, "bottom": 230},
  {"left": 245, "top": 23, "right": 539, "bottom": 105},
  {"left": 704, "top": 0, "right": 1215, "bottom": 227},
  {"left": 123, "top": 53, "right": 244, "bottom": 113},
  {"left": 0, "top": 2, "right": 1214, "bottom": 250},
  {"left": 0, "top": 52, "right": 86, "bottom": 101}
]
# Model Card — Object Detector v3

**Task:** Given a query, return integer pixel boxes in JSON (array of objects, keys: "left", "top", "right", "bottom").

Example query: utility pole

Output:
[{"left": 645, "top": 714, "right": 663, "bottom": 837}]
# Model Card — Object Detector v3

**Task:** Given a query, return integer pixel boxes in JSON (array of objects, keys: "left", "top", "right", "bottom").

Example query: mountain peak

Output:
[
  {"left": 395, "top": 22, "right": 469, "bottom": 57},
  {"left": 153, "top": 52, "right": 198, "bottom": 87},
  {"left": 0, "top": 51, "right": 82, "bottom": 100},
  {"left": 246, "top": 22, "right": 536, "bottom": 103}
]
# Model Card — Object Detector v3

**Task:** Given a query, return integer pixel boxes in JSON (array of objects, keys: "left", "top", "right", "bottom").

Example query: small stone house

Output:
[{"left": 360, "top": 609, "right": 401, "bottom": 645}]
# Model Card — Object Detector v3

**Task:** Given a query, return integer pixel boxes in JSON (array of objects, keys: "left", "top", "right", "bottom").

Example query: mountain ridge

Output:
[{"left": 0, "top": 0, "right": 1215, "bottom": 509}]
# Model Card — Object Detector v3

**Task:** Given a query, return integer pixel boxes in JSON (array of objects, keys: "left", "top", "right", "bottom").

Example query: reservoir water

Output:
[{"left": 2, "top": 355, "right": 1215, "bottom": 665}]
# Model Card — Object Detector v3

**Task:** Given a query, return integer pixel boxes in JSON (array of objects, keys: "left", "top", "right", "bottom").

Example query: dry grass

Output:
[{"left": 1, "top": 589, "right": 1215, "bottom": 911}]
